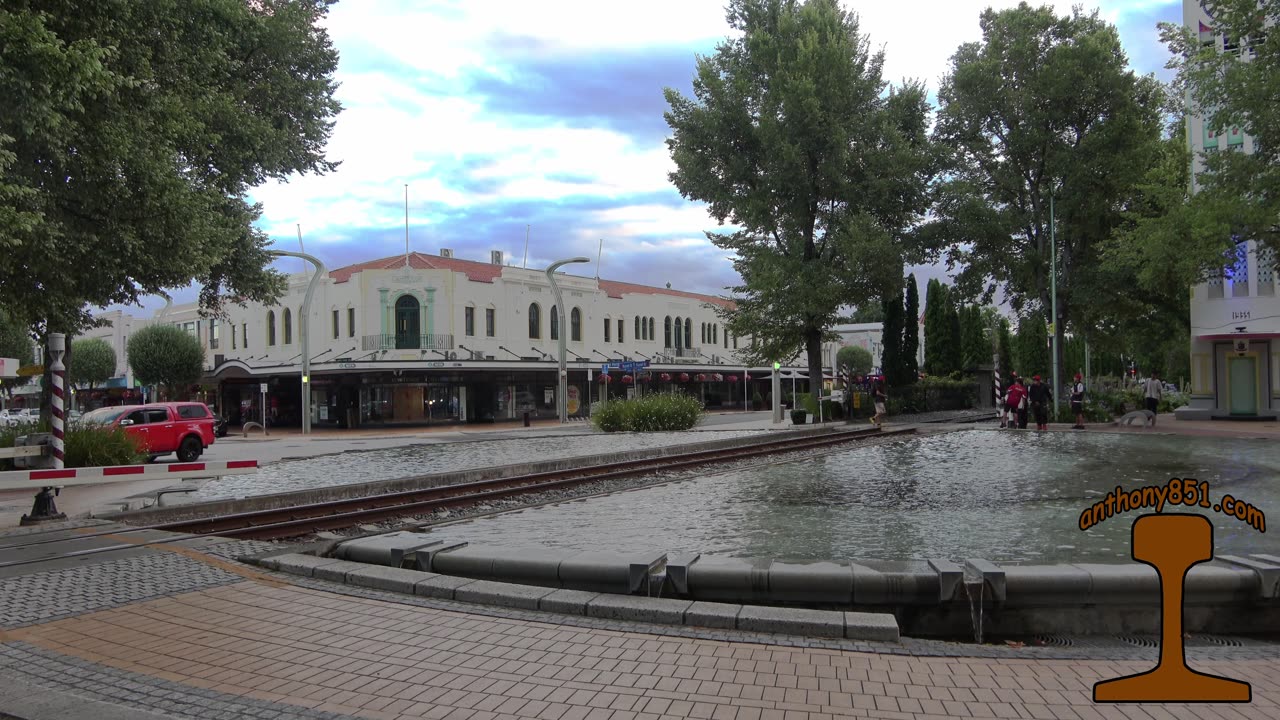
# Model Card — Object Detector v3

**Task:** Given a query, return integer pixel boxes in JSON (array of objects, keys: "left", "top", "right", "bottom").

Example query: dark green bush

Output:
[
  {"left": 590, "top": 392, "right": 703, "bottom": 432},
  {"left": 885, "top": 377, "right": 978, "bottom": 415},
  {"left": 790, "top": 409, "right": 808, "bottom": 425},
  {"left": 1, "top": 422, "right": 144, "bottom": 470}
]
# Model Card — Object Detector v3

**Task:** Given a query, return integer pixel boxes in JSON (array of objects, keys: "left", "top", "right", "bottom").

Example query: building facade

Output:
[
  {"left": 96, "top": 249, "right": 841, "bottom": 428},
  {"left": 1179, "top": 0, "right": 1276, "bottom": 420}
]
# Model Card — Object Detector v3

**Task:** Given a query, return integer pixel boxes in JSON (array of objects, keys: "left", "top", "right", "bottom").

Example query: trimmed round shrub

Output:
[{"left": 1, "top": 421, "right": 144, "bottom": 470}]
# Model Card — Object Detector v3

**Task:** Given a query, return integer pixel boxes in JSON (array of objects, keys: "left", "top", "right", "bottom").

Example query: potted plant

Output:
[
  {"left": 790, "top": 408, "right": 808, "bottom": 425},
  {"left": 752, "top": 392, "right": 764, "bottom": 411}
]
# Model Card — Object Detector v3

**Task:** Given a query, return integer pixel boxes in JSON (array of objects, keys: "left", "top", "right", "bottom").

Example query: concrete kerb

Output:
[
  {"left": 100, "top": 424, "right": 876, "bottom": 525},
  {"left": 260, "top": 551, "right": 903, "bottom": 641}
]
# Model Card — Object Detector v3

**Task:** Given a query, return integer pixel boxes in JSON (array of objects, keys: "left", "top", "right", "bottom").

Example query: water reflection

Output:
[{"left": 423, "top": 430, "right": 1279, "bottom": 563}]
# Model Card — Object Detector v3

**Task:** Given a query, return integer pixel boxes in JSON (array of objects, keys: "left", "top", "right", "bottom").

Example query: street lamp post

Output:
[
  {"left": 546, "top": 256, "right": 591, "bottom": 423},
  {"left": 1050, "top": 191, "right": 1060, "bottom": 416},
  {"left": 268, "top": 249, "right": 327, "bottom": 435}
]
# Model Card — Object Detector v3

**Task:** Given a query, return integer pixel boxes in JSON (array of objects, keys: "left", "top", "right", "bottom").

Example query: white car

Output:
[{"left": 0, "top": 410, "right": 18, "bottom": 428}]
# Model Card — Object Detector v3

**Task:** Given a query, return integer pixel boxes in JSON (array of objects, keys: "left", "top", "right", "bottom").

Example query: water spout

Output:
[{"left": 963, "top": 578, "right": 985, "bottom": 644}]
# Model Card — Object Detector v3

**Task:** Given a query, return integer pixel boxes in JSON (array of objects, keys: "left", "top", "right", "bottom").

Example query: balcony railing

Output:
[
  {"left": 362, "top": 334, "right": 455, "bottom": 351},
  {"left": 663, "top": 346, "right": 702, "bottom": 359}
]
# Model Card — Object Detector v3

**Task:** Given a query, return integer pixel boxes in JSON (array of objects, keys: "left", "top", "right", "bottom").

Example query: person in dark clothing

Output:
[
  {"left": 1070, "top": 373, "right": 1086, "bottom": 429},
  {"left": 1005, "top": 377, "right": 1027, "bottom": 429},
  {"left": 1028, "top": 375, "right": 1053, "bottom": 430}
]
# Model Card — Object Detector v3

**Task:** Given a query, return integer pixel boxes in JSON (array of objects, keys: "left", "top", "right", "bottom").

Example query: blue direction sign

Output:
[{"left": 600, "top": 360, "right": 650, "bottom": 374}]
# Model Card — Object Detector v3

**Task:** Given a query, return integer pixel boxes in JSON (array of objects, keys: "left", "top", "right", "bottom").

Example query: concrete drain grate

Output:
[
  {"left": 1190, "top": 634, "right": 1247, "bottom": 647},
  {"left": 1115, "top": 634, "right": 1159, "bottom": 648},
  {"left": 1031, "top": 634, "right": 1074, "bottom": 648}
]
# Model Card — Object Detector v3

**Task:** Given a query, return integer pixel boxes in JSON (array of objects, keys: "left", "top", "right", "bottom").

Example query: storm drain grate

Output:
[
  {"left": 1032, "top": 634, "right": 1074, "bottom": 648},
  {"left": 1115, "top": 634, "right": 1159, "bottom": 648}
]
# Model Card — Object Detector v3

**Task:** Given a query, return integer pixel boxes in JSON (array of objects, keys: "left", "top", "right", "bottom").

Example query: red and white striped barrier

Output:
[{"left": 0, "top": 460, "right": 258, "bottom": 491}]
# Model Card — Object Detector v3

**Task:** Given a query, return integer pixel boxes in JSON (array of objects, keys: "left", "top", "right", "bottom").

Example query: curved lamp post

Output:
[
  {"left": 546, "top": 256, "right": 591, "bottom": 422},
  {"left": 268, "top": 249, "right": 326, "bottom": 435}
]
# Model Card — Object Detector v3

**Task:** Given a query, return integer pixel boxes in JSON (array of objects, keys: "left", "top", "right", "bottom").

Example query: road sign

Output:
[
  {"left": 259, "top": 383, "right": 268, "bottom": 393},
  {"left": 620, "top": 360, "right": 649, "bottom": 372},
  {"left": 0, "top": 357, "right": 16, "bottom": 379}
]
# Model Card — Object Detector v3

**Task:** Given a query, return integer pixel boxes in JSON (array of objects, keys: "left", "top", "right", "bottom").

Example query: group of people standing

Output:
[{"left": 1000, "top": 371, "right": 1088, "bottom": 431}]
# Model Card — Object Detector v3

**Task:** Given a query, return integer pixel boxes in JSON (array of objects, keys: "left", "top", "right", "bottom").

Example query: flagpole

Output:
[
  {"left": 523, "top": 225, "right": 530, "bottom": 269},
  {"left": 596, "top": 238, "right": 603, "bottom": 279},
  {"left": 404, "top": 183, "right": 410, "bottom": 269}
]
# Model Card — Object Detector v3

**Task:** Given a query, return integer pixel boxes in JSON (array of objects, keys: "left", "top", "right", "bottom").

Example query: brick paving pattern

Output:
[
  {"left": 0, "top": 551, "right": 243, "bottom": 628},
  {"left": 5, "top": 580, "right": 1277, "bottom": 720}
]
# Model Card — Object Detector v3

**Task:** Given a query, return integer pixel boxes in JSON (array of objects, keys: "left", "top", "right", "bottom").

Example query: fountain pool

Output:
[{"left": 421, "top": 429, "right": 1279, "bottom": 564}]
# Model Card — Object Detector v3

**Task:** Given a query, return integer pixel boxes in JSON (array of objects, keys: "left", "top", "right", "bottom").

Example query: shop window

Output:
[
  {"left": 550, "top": 305, "right": 559, "bottom": 341},
  {"left": 283, "top": 308, "right": 293, "bottom": 345},
  {"left": 571, "top": 308, "right": 581, "bottom": 342},
  {"left": 267, "top": 311, "right": 276, "bottom": 346},
  {"left": 528, "top": 303, "right": 541, "bottom": 339},
  {"left": 486, "top": 308, "right": 496, "bottom": 337},
  {"left": 465, "top": 306, "right": 475, "bottom": 337}
]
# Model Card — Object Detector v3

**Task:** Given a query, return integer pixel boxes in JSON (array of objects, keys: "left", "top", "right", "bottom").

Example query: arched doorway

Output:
[{"left": 395, "top": 295, "right": 421, "bottom": 349}]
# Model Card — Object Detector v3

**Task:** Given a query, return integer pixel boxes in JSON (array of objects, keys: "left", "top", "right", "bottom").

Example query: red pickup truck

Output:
[{"left": 81, "top": 402, "right": 217, "bottom": 462}]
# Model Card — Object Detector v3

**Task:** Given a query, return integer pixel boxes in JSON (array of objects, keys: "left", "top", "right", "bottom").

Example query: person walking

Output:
[
  {"left": 1070, "top": 372, "right": 1086, "bottom": 429},
  {"left": 870, "top": 380, "right": 888, "bottom": 426},
  {"left": 1028, "top": 374, "right": 1053, "bottom": 430},
  {"left": 1002, "top": 371, "right": 1019, "bottom": 429},
  {"left": 1017, "top": 377, "right": 1030, "bottom": 429},
  {"left": 1143, "top": 371, "right": 1163, "bottom": 427},
  {"left": 1005, "top": 377, "right": 1027, "bottom": 430}
]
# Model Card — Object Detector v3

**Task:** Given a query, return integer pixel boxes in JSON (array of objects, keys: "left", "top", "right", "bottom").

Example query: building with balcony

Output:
[
  {"left": 1178, "top": 0, "right": 1276, "bottom": 420},
  {"left": 101, "top": 248, "right": 835, "bottom": 428}
]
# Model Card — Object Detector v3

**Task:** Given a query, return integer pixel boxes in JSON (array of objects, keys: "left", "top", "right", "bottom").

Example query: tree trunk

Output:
[{"left": 805, "top": 326, "right": 824, "bottom": 408}]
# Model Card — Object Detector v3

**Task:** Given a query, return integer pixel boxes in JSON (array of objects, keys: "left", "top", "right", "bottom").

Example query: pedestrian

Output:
[
  {"left": 1143, "top": 371, "right": 1163, "bottom": 427},
  {"left": 870, "top": 380, "right": 888, "bottom": 426},
  {"left": 1016, "top": 377, "right": 1030, "bottom": 429},
  {"left": 1070, "top": 373, "right": 1086, "bottom": 429},
  {"left": 1005, "top": 377, "right": 1027, "bottom": 430},
  {"left": 1002, "top": 371, "right": 1019, "bottom": 429},
  {"left": 1028, "top": 375, "right": 1053, "bottom": 430}
]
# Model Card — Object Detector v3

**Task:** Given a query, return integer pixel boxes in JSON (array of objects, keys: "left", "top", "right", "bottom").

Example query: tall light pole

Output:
[
  {"left": 546, "top": 256, "right": 591, "bottom": 423},
  {"left": 269, "top": 249, "right": 327, "bottom": 434},
  {"left": 1050, "top": 190, "right": 1060, "bottom": 416}
]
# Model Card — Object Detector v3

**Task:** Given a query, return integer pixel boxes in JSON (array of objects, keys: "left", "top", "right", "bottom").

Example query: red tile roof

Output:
[{"left": 328, "top": 252, "right": 735, "bottom": 308}]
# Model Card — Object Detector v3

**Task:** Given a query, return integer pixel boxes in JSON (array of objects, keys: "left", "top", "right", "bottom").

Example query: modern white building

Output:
[
  {"left": 92, "top": 249, "right": 845, "bottom": 427},
  {"left": 1179, "top": 0, "right": 1276, "bottom": 420}
]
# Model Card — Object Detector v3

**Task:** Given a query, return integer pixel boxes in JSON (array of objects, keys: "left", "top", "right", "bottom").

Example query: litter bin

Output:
[
  {"left": 523, "top": 411, "right": 530, "bottom": 427},
  {"left": 345, "top": 408, "right": 356, "bottom": 429}
]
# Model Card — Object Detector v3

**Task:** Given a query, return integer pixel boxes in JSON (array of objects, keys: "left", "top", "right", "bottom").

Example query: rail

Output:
[{"left": 361, "top": 334, "right": 455, "bottom": 352}]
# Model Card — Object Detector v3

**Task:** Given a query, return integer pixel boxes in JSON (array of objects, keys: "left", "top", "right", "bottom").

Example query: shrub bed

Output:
[
  {"left": 885, "top": 377, "right": 978, "bottom": 415},
  {"left": 590, "top": 392, "right": 704, "bottom": 432},
  {"left": 1, "top": 422, "right": 144, "bottom": 470}
]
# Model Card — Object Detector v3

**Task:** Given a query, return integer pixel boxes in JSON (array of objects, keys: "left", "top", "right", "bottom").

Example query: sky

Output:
[{"left": 124, "top": 0, "right": 1183, "bottom": 315}]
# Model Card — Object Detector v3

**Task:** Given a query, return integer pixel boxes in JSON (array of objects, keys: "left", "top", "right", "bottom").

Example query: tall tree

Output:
[
  {"left": 846, "top": 304, "right": 885, "bottom": 324},
  {"left": 996, "top": 317, "right": 1015, "bottom": 378},
  {"left": 901, "top": 274, "right": 920, "bottom": 382},
  {"left": 128, "top": 326, "right": 205, "bottom": 401},
  {"left": 1153, "top": 0, "right": 1280, "bottom": 268},
  {"left": 1015, "top": 314, "right": 1051, "bottom": 378},
  {"left": 68, "top": 337, "right": 115, "bottom": 405},
  {"left": 924, "top": 4, "right": 1164, "bottom": 390},
  {"left": 0, "top": 0, "right": 342, "bottom": 337},
  {"left": 944, "top": 294, "right": 964, "bottom": 375},
  {"left": 664, "top": 0, "right": 934, "bottom": 388},
  {"left": 922, "top": 279, "right": 943, "bottom": 375},
  {"left": 837, "top": 345, "right": 873, "bottom": 375},
  {"left": 960, "top": 305, "right": 988, "bottom": 371},
  {"left": 880, "top": 286, "right": 904, "bottom": 384}
]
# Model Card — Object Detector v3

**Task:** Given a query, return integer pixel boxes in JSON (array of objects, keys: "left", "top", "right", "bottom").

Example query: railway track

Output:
[{"left": 143, "top": 425, "right": 912, "bottom": 541}]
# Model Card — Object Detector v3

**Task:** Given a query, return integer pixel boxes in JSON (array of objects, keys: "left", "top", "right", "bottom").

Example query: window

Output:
[
  {"left": 664, "top": 316, "right": 672, "bottom": 347},
  {"left": 209, "top": 319, "right": 219, "bottom": 349},
  {"left": 347, "top": 307, "right": 355, "bottom": 337},
  {"left": 283, "top": 308, "right": 292, "bottom": 345},
  {"left": 673, "top": 317, "right": 682, "bottom": 348},
  {"left": 232, "top": 324, "right": 236, "bottom": 350},
  {"left": 528, "top": 303, "right": 541, "bottom": 339},
  {"left": 618, "top": 318, "right": 624, "bottom": 344},
  {"left": 649, "top": 317, "right": 655, "bottom": 343},
  {"left": 267, "top": 311, "right": 276, "bottom": 346},
  {"left": 713, "top": 324, "right": 718, "bottom": 345},
  {"left": 635, "top": 316, "right": 641, "bottom": 341},
  {"left": 550, "top": 305, "right": 559, "bottom": 341},
  {"left": 332, "top": 310, "right": 339, "bottom": 339},
  {"left": 733, "top": 333, "right": 738, "bottom": 349},
  {"left": 242, "top": 323, "right": 248, "bottom": 349},
  {"left": 177, "top": 404, "right": 210, "bottom": 419},
  {"left": 604, "top": 318, "right": 611, "bottom": 343},
  {"left": 571, "top": 308, "right": 581, "bottom": 342},
  {"left": 685, "top": 318, "right": 692, "bottom": 349},
  {"left": 486, "top": 308, "right": 496, "bottom": 337},
  {"left": 465, "top": 306, "right": 475, "bottom": 337},
  {"left": 724, "top": 326, "right": 728, "bottom": 349},
  {"left": 701, "top": 322, "right": 706, "bottom": 344}
]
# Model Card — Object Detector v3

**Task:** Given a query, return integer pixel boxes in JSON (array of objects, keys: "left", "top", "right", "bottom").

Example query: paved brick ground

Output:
[{"left": 4, "top": 579, "right": 1277, "bottom": 720}]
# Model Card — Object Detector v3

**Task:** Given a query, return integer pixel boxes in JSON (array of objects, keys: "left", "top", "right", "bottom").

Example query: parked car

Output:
[
  {"left": 12, "top": 409, "right": 39, "bottom": 425},
  {"left": 0, "top": 410, "right": 18, "bottom": 428},
  {"left": 80, "top": 402, "right": 217, "bottom": 462}
]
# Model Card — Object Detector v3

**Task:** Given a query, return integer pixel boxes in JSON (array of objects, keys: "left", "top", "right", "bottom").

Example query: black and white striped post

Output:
[
  {"left": 993, "top": 353, "right": 1005, "bottom": 426},
  {"left": 21, "top": 333, "right": 68, "bottom": 525}
]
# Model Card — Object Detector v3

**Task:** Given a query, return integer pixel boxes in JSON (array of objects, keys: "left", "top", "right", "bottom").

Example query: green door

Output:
[{"left": 1228, "top": 356, "right": 1258, "bottom": 415}]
